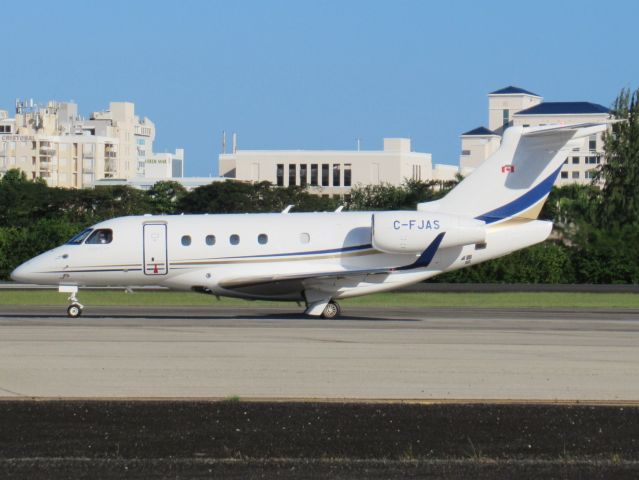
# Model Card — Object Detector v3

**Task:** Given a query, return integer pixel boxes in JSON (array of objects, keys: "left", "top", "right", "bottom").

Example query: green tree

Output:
[
  {"left": 347, "top": 179, "right": 455, "bottom": 211},
  {"left": 178, "top": 181, "right": 339, "bottom": 214},
  {"left": 594, "top": 87, "right": 639, "bottom": 229},
  {"left": 147, "top": 181, "right": 187, "bottom": 214},
  {"left": 436, "top": 241, "right": 575, "bottom": 284}
]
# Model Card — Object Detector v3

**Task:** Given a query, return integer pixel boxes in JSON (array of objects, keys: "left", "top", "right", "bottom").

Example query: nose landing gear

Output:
[
  {"left": 59, "top": 285, "right": 84, "bottom": 318},
  {"left": 67, "top": 302, "right": 83, "bottom": 318}
]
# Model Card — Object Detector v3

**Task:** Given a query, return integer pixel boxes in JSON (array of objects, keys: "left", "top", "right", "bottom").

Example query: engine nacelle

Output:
[{"left": 372, "top": 211, "right": 486, "bottom": 254}]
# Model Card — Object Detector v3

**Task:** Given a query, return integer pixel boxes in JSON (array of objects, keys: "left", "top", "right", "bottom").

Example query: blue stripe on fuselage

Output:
[{"left": 396, "top": 232, "right": 445, "bottom": 271}]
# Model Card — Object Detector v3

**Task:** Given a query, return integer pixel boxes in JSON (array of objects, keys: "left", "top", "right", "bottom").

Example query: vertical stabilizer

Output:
[{"left": 419, "top": 123, "right": 608, "bottom": 224}]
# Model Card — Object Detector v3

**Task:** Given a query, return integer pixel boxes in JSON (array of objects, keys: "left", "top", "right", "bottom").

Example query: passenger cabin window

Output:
[
  {"left": 205, "top": 235, "right": 216, "bottom": 246},
  {"left": 85, "top": 229, "right": 113, "bottom": 244},
  {"left": 300, "top": 232, "right": 310, "bottom": 244},
  {"left": 230, "top": 234, "right": 240, "bottom": 245},
  {"left": 66, "top": 228, "right": 93, "bottom": 245},
  {"left": 258, "top": 233, "right": 268, "bottom": 245},
  {"left": 181, "top": 235, "right": 191, "bottom": 246}
]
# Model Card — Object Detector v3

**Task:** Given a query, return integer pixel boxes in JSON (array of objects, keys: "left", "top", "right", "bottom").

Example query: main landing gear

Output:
[
  {"left": 59, "top": 285, "right": 84, "bottom": 318},
  {"left": 304, "top": 297, "right": 342, "bottom": 319},
  {"left": 321, "top": 301, "right": 341, "bottom": 319}
]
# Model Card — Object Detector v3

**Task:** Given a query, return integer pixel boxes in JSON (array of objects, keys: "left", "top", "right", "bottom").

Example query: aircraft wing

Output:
[
  {"left": 217, "top": 266, "right": 392, "bottom": 290},
  {"left": 216, "top": 232, "right": 445, "bottom": 291}
]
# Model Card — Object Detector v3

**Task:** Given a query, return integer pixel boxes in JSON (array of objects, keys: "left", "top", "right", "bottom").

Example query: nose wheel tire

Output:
[
  {"left": 321, "top": 301, "right": 341, "bottom": 319},
  {"left": 67, "top": 303, "right": 83, "bottom": 318}
]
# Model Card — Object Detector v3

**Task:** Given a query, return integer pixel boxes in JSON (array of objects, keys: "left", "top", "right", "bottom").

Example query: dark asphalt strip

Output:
[{"left": 0, "top": 401, "right": 638, "bottom": 479}]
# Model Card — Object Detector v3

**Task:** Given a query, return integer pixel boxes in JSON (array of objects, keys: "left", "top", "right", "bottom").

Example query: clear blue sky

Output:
[{"left": 2, "top": 0, "right": 638, "bottom": 176}]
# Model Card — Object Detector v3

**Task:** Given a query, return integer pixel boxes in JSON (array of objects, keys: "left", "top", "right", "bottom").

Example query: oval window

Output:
[
  {"left": 300, "top": 232, "right": 310, "bottom": 244},
  {"left": 230, "top": 234, "right": 240, "bottom": 245},
  {"left": 181, "top": 235, "right": 191, "bottom": 246},
  {"left": 205, "top": 235, "right": 216, "bottom": 246},
  {"left": 258, "top": 233, "right": 268, "bottom": 245}
]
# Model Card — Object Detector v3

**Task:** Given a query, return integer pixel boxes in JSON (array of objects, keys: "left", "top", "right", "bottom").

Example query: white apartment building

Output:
[
  {"left": 219, "top": 138, "right": 458, "bottom": 197},
  {"left": 0, "top": 99, "right": 182, "bottom": 188},
  {"left": 460, "top": 86, "right": 610, "bottom": 185},
  {"left": 144, "top": 148, "right": 185, "bottom": 178}
]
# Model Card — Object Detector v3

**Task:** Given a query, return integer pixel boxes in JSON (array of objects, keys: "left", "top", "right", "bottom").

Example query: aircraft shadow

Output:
[{"left": 0, "top": 312, "right": 423, "bottom": 322}]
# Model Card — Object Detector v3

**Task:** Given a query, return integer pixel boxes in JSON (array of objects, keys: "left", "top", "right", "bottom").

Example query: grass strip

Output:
[{"left": 0, "top": 290, "right": 638, "bottom": 309}]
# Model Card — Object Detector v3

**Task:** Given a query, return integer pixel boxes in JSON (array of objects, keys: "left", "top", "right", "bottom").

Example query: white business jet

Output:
[{"left": 12, "top": 123, "right": 607, "bottom": 318}]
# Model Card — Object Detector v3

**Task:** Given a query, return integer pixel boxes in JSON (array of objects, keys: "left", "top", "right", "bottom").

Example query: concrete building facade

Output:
[
  {"left": 0, "top": 99, "right": 182, "bottom": 188},
  {"left": 460, "top": 86, "right": 610, "bottom": 186},
  {"left": 144, "top": 148, "right": 185, "bottom": 179},
  {"left": 219, "top": 138, "right": 458, "bottom": 197}
]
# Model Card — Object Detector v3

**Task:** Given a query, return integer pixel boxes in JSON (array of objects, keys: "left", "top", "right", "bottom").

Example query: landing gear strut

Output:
[{"left": 60, "top": 285, "right": 84, "bottom": 318}]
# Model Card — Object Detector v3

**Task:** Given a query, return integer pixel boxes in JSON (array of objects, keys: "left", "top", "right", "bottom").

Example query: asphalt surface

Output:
[
  {"left": 1, "top": 305, "right": 638, "bottom": 400},
  {"left": 2, "top": 400, "right": 639, "bottom": 479}
]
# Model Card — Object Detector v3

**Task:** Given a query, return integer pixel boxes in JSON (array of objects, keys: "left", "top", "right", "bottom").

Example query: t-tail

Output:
[{"left": 418, "top": 123, "right": 609, "bottom": 224}]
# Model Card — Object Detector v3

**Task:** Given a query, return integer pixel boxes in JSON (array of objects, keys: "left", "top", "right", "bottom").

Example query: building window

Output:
[
  {"left": 561, "top": 171, "right": 568, "bottom": 179},
  {"left": 288, "top": 164, "right": 296, "bottom": 186},
  {"left": 230, "top": 234, "right": 240, "bottom": 245},
  {"left": 310, "top": 164, "right": 318, "bottom": 186},
  {"left": 572, "top": 171, "right": 580, "bottom": 179},
  {"left": 300, "top": 164, "right": 307, "bottom": 187},
  {"left": 300, "top": 232, "right": 310, "bottom": 244},
  {"left": 461, "top": 150, "right": 471, "bottom": 156},
  {"left": 589, "top": 135, "right": 597, "bottom": 151},
  {"left": 344, "top": 164, "right": 351, "bottom": 187},
  {"left": 205, "top": 235, "right": 216, "bottom": 246},
  {"left": 572, "top": 157, "right": 580, "bottom": 164},
  {"left": 502, "top": 109, "right": 509, "bottom": 127},
  {"left": 258, "top": 233, "right": 268, "bottom": 245},
  {"left": 332, "top": 164, "right": 341, "bottom": 186},
  {"left": 276, "top": 164, "right": 284, "bottom": 186},
  {"left": 322, "top": 164, "right": 329, "bottom": 186},
  {"left": 585, "top": 170, "right": 595, "bottom": 179},
  {"left": 181, "top": 235, "right": 191, "bottom": 246}
]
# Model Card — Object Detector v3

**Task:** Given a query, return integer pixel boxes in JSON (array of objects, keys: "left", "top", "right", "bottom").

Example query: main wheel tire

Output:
[
  {"left": 322, "top": 302, "right": 339, "bottom": 319},
  {"left": 67, "top": 304, "right": 82, "bottom": 318}
]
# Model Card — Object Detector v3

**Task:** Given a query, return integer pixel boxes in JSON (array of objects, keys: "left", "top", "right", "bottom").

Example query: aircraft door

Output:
[{"left": 143, "top": 223, "right": 168, "bottom": 275}]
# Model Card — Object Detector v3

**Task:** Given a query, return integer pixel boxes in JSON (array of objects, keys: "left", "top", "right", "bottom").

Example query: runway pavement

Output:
[{"left": 1, "top": 305, "right": 638, "bottom": 401}]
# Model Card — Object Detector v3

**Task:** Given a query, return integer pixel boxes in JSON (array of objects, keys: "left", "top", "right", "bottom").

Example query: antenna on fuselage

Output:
[
  {"left": 334, "top": 205, "right": 344, "bottom": 213},
  {"left": 281, "top": 205, "right": 294, "bottom": 214}
]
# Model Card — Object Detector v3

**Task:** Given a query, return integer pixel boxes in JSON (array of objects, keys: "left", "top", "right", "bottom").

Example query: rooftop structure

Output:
[{"left": 460, "top": 87, "right": 611, "bottom": 185}]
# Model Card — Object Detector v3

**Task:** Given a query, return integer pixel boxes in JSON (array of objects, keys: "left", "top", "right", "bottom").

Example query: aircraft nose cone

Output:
[
  {"left": 11, "top": 260, "right": 38, "bottom": 284},
  {"left": 10, "top": 263, "right": 30, "bottom": 283}
]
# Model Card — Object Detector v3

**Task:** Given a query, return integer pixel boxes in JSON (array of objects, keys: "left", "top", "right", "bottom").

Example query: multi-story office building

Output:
[
  {"left": 460, "top": 86, "right": 610, "bottom": 185},
  {"left": 0, "top": 99, "right": 181, "bottom": 188},
  {"left": 219, "top": 137, "right": 458, "bottom": 197}
]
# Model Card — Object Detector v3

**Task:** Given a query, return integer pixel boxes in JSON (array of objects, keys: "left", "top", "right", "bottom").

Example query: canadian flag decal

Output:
[{"left": 501, "top": 164, "right": 515, "bottom": 173}]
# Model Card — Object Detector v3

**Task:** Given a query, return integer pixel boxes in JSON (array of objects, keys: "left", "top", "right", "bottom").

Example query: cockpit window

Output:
[
  {"left": 85, "top": 229, "right": 113, "bottom": 245},
  {"left": 66, "top": 228, "right": 93, "bottom": 245}
]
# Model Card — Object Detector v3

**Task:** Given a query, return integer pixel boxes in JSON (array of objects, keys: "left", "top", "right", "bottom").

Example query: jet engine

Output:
[{"left": 372, "top": 211, "right": 486, "bottom": 254}]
